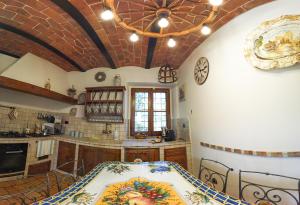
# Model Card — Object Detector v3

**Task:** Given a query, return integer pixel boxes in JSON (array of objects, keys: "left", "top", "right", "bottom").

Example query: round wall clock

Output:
[{"left": 194, "top": 57, "right": 209, "bottom": 85}]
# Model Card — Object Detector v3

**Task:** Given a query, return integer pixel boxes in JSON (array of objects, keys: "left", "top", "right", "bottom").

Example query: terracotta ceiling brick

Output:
[
  {"left": 0, "top": 29, "right": 75, "bottom": 71},
  {"left": 151, "top": 0, "right": 273, "bottom": 69},
  {"left": 0, "top": 0, "right": 109, "bottom": 71},
  {"left": 0, "top": 0, "right": 273, "bottom": 71}
]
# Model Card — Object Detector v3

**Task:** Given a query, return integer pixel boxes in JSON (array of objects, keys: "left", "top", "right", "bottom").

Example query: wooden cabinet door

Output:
[
  {"left": 78, "top": 146, "right": 121, "bottom": 175},
  {"left": 125, "top": 148, "right": 159, "bottom": 162},
  {"left": 28, "top": 160, "right": 51, "bottom": 175},
  {"left": 100, "top": 148, "right": 121, "bottom": 162},
  {"left": 78, "top": 145, "right": 102, "bottom": 175},
  {"left": 164, "top": 147, "right": 187, "bottom": 169},
  {"left": 57, "top": 141, "right": 76, "bottom": 173}
]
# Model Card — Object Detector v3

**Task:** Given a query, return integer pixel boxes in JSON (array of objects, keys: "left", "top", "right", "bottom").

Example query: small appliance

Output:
[
  {"left": 42, "top": 123, "right": 62, "bottom": 135},
  {"left": 164, "top": 129, "right": 176, "bottom": 141}
]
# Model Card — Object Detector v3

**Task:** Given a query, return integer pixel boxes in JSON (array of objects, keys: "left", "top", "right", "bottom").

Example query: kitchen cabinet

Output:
[
  {"left": 164, "top": 147, "right": 187, "bottom": 170},
  {"left": 125, "top": 148, "right": 159, "bottom": 162},
  {"left": 57, "top": 141, "right": 76, "bottom": 173},
  {"left": 28, "top": 160, "right": 51, "bottom": 175},
  {"left": 78, "top": 145, "right": 121, "bottom": 175}
]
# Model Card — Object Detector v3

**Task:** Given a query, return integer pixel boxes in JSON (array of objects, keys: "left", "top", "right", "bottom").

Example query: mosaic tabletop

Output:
[{"left": 36, "top": 161, "right": 250, "bottom": 205}]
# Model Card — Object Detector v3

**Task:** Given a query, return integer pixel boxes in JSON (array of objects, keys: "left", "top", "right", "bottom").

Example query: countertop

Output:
[
  {"left": 0, "top": 135, "right": 190, "bottom": 148},
  {"left": 58, "top": 135, "right": 190, "bottom": 148}
]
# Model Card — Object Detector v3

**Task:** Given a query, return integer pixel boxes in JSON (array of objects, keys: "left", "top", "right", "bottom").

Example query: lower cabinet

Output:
[
  {"left": 125, "top": 148, "right": 159, "bottom": 162},
  {"left": 164, "top": 147, "right": 187, "bottom": 169},
  {"left": 57, "top": 141, "right": 76, "bottom": 173},
  {"left": 78, "top": 145, "right": 121, "bottom": 175},
  {"left": 28, "top": 160, "right": 51, "bottom": 175}
]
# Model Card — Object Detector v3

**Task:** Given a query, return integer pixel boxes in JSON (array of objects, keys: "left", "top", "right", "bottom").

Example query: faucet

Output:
[{"left": 102, "top": 123, "right": 112, "bottom": 136}]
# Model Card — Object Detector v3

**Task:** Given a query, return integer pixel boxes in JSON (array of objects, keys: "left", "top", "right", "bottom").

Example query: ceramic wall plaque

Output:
[{"left": 244, "top": 15, "right": 300, "bottom": 70}]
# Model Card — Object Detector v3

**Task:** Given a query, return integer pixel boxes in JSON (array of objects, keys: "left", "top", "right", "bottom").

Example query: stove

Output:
[
  {"left": 0, "top": 131, "right": 27, "bottom": 138},
  {"left": 0, "top": 131, "right": 52, "bottom": 138}
]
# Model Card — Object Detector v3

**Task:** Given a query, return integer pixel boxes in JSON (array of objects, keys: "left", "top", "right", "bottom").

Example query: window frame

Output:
[{"left": 130, "top": 88, "right": 170, "bottom": 136}]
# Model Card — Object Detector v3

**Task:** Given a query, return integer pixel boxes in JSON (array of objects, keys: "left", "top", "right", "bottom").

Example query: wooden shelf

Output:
[
  {"left": 0, "top": 76, "right": 77, "bottom": 104},
  {"left": 85, "top": 86, "right": 125, "bottom": 123},
  {"left": 86, "top": 86, "right": 126, "bottom": 92},
  {"left": 86, "top": 100, "right": 123, "bottom": 104}
]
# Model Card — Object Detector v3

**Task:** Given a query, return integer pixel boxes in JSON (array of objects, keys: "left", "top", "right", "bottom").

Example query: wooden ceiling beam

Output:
[
  {"left": 52, "top": 0, "right": 116, "bottom": 69},
  {"left": 0, "top": 50, "right": 20, "bottom": 58},
  {"left": 145, "top": 24, "right": 160, "bottom": 69},
  {"left": 0, "top": 23, "right": 85, "bottom": 72}
]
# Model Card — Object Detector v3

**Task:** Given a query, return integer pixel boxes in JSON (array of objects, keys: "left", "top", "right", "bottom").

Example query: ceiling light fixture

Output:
[
  {"left": 158, "top": 17, "right": 169, "bottom": 28},
  {"left": 129, "top": 33, "right": 139, "bottom": 42},
  {"left": 167, "top": 38, "right": 176, "bottom": 48},
  {"left": 100, "top": 9, "right": 114, "bottom": 21},
  {"left": 201, "top": 25, "right": 212, "bottom": 35},
  {"left": 209, "top": 0, "right": 223, "bottom": 6},
  {"left": 103, "top": 0, "right": 223, "bottom": 46}
]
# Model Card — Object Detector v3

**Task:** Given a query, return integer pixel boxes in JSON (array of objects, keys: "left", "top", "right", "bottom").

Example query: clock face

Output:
[{"left": 194, "top": 57, "right": 209, "bottom": 85}]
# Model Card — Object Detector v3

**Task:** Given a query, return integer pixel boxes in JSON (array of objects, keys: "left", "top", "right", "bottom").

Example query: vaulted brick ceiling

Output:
[{"left": 0, "top": 0, "right": 272, "bottom": 72}]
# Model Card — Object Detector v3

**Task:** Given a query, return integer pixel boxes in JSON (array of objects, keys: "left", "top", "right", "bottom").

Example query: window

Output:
[{"left": 130, "top": 88, "right": 170, "bottom": 136}]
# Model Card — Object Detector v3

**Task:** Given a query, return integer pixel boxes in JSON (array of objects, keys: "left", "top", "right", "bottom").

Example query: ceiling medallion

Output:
[{"left": 103, "top": 0, "right": 221, "bottom": 39}]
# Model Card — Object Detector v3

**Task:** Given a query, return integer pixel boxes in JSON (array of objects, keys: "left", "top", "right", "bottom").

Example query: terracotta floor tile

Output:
[{"left": 0, "top": 171, "right": 71, "bottom": 205}]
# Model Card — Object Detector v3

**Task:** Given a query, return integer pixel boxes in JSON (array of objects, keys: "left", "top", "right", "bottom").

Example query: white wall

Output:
[
  {"left": 177, "top": 0, "right": 300, "bottom": 199},
  {"left": 1, "top": 53, "right": 69, "bottom": 95},
  {"left": 0, "top": 54, "right": 18, "bottom": 74}
]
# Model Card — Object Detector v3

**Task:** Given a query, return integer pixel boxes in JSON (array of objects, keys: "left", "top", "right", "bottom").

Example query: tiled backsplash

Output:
[{"left": 0, "top": 106, "right": 189, "bottom": 140}]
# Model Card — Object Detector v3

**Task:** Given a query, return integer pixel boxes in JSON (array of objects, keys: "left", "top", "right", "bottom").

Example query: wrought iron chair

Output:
[
  {"left": 53, "top": 159, "right": 85, "bottom": 192},
  {"left": 0, "top": 172, "right": 51, "bottom": 205},
  {"left": 239, "top": 170, "right": 300, "bottom": 205},
  {"left": 198, "top": 158, "right": 233, "bottom": 193}
]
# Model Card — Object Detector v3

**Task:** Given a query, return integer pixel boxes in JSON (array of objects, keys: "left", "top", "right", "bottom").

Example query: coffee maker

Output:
[{"left": 161, "top": 127, "right": 176, "bottom": 141}]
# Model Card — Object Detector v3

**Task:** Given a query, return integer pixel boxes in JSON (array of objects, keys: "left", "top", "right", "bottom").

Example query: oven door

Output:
[{"left": 0, "top": 143, "right": 28, "bottom": 174}]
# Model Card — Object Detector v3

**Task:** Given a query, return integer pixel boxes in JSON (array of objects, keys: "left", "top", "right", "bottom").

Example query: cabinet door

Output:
[
  {"left": 164, "top": 147, "right": 187, "bottom": 169},
  {"left": 100, "top": 148, "right": 121, "bottom": 162},
  {"left": 28, "top": 160, "right": 51, "bottom": 175},
  {"left": 57, "top": 141, "right": 76, "bottom": 173},
  {"left": 125, "top": 148, "right": 159, "bottom": 162},
  {"left": 78, "top": 145, "right": 102, "bottom": 175}
]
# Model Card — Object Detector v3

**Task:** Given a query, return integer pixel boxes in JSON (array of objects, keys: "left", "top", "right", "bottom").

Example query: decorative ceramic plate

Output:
[
  {"left": 95, "top": 72, "right": 106, "bottom": 82},
  {"left": 244, "top": 15, "right": 300, "bottom": 70}
]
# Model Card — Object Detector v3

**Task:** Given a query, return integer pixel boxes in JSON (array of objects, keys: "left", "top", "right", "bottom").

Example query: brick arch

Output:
[
  {"left": 0, "top": 29, "right": 75, "bottom": 71},
  {"left": 0, "top": 0, "right": 273, "bottom": 70},
  {"left": 0, "top": 0, "right": 109, "bottom": 71}
]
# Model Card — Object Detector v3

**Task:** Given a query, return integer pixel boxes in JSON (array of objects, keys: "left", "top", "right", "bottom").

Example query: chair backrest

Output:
[
  {"left": 56, "top": 159, "right": 85, "bottom": 178},
  {"left": 198, "top": 158, "right": 233, "bottom": 193},
  {"left": 239, "top": 170, "right": 300, "bottom": 205}
]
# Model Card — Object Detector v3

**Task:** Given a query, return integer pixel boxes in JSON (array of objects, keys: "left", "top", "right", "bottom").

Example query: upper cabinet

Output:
[{"left": 85, "top": 86, "right": 126, "bottom": 123}]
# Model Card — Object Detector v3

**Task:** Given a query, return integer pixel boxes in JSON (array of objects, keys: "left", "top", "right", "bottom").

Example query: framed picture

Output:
[{"left": 179, "top": 84, "right": 186, "bottom": 102}]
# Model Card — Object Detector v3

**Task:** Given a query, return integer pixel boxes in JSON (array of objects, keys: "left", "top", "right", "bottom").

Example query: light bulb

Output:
[
  {"left": 209, "top": 0, "right": 223, "bottom": 6},
  {"left": 167, "top": 38, "right": 176, "bottom": 48},
  {"left": 129, "top": 33, "right": 139, "bottom": 42},
  {"left": 201, "top": 25, "right": 211, "bottom": 35},
  {"left": 100, "top": 9, "right": 114, "bottom": 21},
  {"left": 158, "top": 17, "right": 169, "bottom": 28}
]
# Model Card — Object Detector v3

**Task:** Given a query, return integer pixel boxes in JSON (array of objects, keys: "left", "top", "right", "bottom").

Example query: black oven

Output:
[{"left": 0, "top": 143, "right": 28, "bottom": 175}]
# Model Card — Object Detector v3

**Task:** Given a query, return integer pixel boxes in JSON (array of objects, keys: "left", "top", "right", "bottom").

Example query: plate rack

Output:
[{"left": 85, "top": 86, "right": 126, "bottom": 123}]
